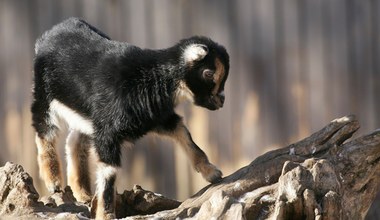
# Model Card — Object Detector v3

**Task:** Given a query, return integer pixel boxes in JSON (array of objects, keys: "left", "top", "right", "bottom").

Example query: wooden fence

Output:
[{"left": 0, "top": 0, "right": 379, "bottom": 216}]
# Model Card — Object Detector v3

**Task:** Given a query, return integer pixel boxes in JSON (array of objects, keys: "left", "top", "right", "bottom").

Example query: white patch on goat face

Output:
[
  {"left": 183, "top": 44, "right": 208, "bottom": 65},
  {"left": 49, "top": 99, "right": 94, "bottom": 135},
  {"left": 174, "top": 81, "right": 195, "bottom": 105}
]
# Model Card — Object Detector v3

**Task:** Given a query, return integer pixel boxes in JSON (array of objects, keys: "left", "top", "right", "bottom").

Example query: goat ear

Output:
[{"left": 183, "top": 44, "right": 208, "bottom": 65}]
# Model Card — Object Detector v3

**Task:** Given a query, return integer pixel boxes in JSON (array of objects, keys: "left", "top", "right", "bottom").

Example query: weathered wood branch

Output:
[
  {"left": 0, "top": 115, "right": 379, "bottom": 219},
  {"left": 126, "top": 115, "right": 380, "bottom": 220}
]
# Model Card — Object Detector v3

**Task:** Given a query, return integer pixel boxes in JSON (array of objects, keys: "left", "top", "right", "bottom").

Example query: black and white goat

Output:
[{"left": 32, "top": 17, "right": 229, "bottom": 219}]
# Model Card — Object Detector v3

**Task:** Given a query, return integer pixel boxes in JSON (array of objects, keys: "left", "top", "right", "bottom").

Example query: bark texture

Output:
[{"left": 0, "top": 115, "right": 379, "bottom": 219}]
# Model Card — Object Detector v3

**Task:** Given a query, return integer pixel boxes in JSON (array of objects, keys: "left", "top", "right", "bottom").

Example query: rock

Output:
[
  {"left": 0, "top": 115, "right": 379, "bottom": 219},
  {"left": 115, "top": 185, "right": 181, "bottom": 218},
  {"left": 0, "top": 162, "right": 180, "bottom": 219},
  {"left": 0, "top": 162, "right": 43, "bottom": 216},
  {"left": 40, "top": 186, "right": 90, "bottom": 216}
]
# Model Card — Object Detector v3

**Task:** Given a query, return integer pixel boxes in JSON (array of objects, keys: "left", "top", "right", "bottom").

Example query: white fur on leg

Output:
[
  {"left": 65, "top": 130, "right": 92, "bottom": 203},
  {"left": 95, "top": 163, "right": 118, "bottom": 195},
  {"left": 66, "top": 130, "right": 80, "bottom": 180},
  {"left": 94, "top": 163, "right": 118, "bottom": 219}
]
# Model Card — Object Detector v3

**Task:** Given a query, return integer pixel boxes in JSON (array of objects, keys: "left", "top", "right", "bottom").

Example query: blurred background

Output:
[{"left": 0, "top": 0, "right": 379, "bottom": 218}]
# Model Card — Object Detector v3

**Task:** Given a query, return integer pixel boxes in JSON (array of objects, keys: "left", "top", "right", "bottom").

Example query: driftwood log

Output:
[{"left": 0, "top": 115, "right": 379, "bottom": 219}]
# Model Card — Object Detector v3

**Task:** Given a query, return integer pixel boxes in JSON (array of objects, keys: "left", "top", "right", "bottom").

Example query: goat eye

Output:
[{"left": 203, "top": 69, "right": 214, "bottom": 79}]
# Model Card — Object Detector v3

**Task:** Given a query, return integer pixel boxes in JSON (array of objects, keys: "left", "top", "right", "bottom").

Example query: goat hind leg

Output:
[
  {"left": 35, "top": 132, "right": 64, "bottom": 193},
  {"left": 65, "top": 130, "right": 92, "bottom": 203}
]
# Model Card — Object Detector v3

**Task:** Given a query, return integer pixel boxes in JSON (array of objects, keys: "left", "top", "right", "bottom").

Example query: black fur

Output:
[
  {"left": 32, "top": 17, "right": 229, "bottom": 167},
  {"left": 103, "top": 174, "right": 116, "bottom": 212}
]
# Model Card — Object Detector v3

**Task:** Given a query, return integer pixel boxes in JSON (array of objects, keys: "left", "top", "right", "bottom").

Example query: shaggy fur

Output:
[{"left": 32, "top": 17, "right": 229, "bottom": 219}]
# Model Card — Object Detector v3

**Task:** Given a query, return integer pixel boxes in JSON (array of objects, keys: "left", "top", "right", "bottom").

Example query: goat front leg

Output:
[
  {"left": 91, "top": 162, "right": 118, "bottom": 220},
  {"left": 91, "top": 138, "right": 121, "bottom": 220},
  {"left": 156, "top": 114, "right": 222, "bottom": 183}
]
